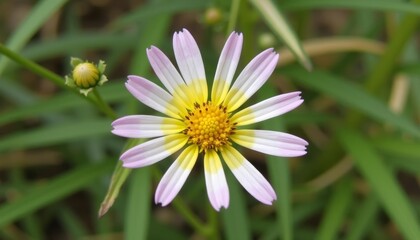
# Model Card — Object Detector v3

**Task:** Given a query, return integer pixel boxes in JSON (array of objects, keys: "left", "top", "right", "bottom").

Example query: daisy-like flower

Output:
[{"left": 112, "top": 29, "right": 308, "bottom": 211}]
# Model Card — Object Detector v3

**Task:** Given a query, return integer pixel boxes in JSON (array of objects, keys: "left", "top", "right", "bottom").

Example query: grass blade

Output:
[
  {"left": 283, "top": 67, "right": 420, "bottom": 139},
  {"left": 221, "top": 173, "right": 251, "bottom": 240},
  {"left": 315, "top": 178, "right": 353, "bottom": 240},
  {"left": 125, "top": 168, "right": 151, "bottom": 240},
  {"left": 338, "top": 128, "right": 420, "bottom": 240},
  {"left": 0, "top": 161, "right": 114, "bottom": 228},
  {"left": 249, "top": 0, "right": 312, "bottom": 70},
  {"left": 281, "top": 0, "right": 420, "bottom": 15},
  {"left": 0, "top": 0, "right": 69, "bottom": 75},
  {"left": 0, "top": 119, "right": 111, "bottom": 152}
]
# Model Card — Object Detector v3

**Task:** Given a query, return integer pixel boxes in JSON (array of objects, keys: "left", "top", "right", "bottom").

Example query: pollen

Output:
[{"left": 184, "top": 101, "right": 235, "bottom": 152}]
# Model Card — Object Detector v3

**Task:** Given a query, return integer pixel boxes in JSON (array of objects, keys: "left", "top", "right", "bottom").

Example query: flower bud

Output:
[
  {"left": 65, "top": 58, "right": 108, "bottom": 96},
  {"left": 204, "top": 7, "right": 223, "bottom": 26},
  {"left": 73, "top": 62, "right": 100, "bottom": 89}
]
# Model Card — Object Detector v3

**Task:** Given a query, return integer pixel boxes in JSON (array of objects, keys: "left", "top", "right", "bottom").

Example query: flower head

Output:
[{"left": 112, "top": 29, "right": 308, "bottom": 210}]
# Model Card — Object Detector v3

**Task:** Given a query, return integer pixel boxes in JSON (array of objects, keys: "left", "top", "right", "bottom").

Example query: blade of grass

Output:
[
  {"left": 282, "top": 67, "right": 420, "bottom": 139},
  {"left": 260, "top": 84, "right": 293, "bottom": 240},
  {"left": 337, "top": 128, "right": 420, "bottom": 240},
  {"left": 281, "top": 0, "right": 420, "bottom": 15},
  {"left": 0, "top": 82, "right": 127, "bottom": 126},
  {"left": 0, "top": 119, "right": 111, "bottom": 152},
  {"left": 249, "top": 0, "right": 312, "bottom": 70},
  {"left": 0, "top": 161, "right": 114, "bottom": 228},
  {"left": 221, "top": 173, "right": 251, "bottom": 240},
  {"left": 125, "top": 167, "right": 151, "bottom": 240},
  {"left": 110, "top": 0, "right": 211, "bottom": 30},
  {"left": 0, "top": 0, "right": 69, "bottom": 75},
  {"left": 347, "top": 195, "right": 380, "bottom": 240},
  {"left": 315, "top": 178, "right": 353, "bottom": 240}
]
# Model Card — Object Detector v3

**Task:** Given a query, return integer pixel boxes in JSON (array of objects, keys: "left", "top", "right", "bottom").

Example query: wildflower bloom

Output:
[{"left": 112, "top": 29, "right": 308, "bottom": 210}]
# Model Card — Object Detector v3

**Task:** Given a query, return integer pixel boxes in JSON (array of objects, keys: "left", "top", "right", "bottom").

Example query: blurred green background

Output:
[{"left": 1, "top": 0, "right": 420, "bottom": 239}]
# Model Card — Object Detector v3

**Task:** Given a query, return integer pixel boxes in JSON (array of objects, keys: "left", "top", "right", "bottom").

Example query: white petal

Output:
[
  {"left": 111, "top": 115, "right": 185, "bottom": 138},
  {"left": 231, "top": 92, "right": 303, "bottom": 126},
  {"left": 221, "top": 145, "right": 276, "bottom": 204},
  {"left": 211, "top": 32, "right": 243, "bottom": 105},
  {"left": 231, "top": 130, "right": 308, "bottom": 157},
  {"left": 120, "top": 134, "right": 188, "bottom": 168},
  {"left": 126, "top": 76, "right": 181, "bottom": 119},
  {"left": 155, "top": 145, "right": 198, "bottom": 206},
  {"left": 224, "top": 49, "right": 279, "bottom": 112},
  {"left": 173, "top": 29, "right": 208, "bottom": 103},
  {"left": 147, "top": 46, "right": 187, "bottom": 94},
  {"left": 204, "top": 149, "right": 229, "bottom": 211}
]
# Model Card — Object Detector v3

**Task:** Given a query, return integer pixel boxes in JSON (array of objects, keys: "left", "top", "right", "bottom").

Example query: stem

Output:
[
  {"left": 0, "top": 43, "right": 117, "bottom": 120},
  {"left": 226, "top": 0, "right": 241, "bottom": 35},
  {"left": 92, "top": 88, "right": 117, "bottom": 120}
]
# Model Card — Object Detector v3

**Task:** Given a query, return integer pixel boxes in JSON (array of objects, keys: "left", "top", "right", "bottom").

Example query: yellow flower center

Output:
[
  {"left": 73, "top": 62, "right": 100, "bottom": 89},
  {"left": 184, "top": 101, "right": 235, "bottom": 152}
]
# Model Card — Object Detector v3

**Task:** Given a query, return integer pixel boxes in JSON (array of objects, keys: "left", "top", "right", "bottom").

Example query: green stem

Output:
[
  {"left": 0, "top": 43, "right": 117, "bottom": 120},
  {"left": 92, "top": 88, "right": 117, "bottom": 120},
  {"left": 0, "top": 43, "right": 69, "bottom": 89},
  {"left": 226, "top": 0, "right": 241, "bottom": 34}
]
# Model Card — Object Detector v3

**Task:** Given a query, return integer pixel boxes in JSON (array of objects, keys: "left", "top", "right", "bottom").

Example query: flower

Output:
[{"left": 112, "top": 29, "right": 308, "bottom": 210}]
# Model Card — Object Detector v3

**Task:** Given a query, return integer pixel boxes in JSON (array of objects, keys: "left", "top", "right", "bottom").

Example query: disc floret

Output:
[{"left": 184, "top": 101, "right": 235, "bottom": 151}]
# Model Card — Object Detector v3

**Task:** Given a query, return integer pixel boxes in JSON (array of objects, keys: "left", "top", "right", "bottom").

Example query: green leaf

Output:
[
  {"left": 283, "top": 67, "right": 420, "bottom": 139},
  {"left": 315, "top": 178, "right": 353, "bottom": 240},
  {"left": 125, "top": 168, "right": 151, "bottom": 240},
  {"left": 347, "top": 195, "right": 379, "bottom": 240},
  {"left": 249, "top": 0, "right": 312, "bottom": 70},
  {"left": 0, "top": 119, "right": 111, "bottom": 152},
  {"left": 337, "top": 128, "right": 420, "bottom": 240},
  {"left": 0, "top": 161, "right": 114, "bottom": 228},
  {"left": 281, "top": 0, "right": 420, "bottom": 15},
  {"left": 0, "top": 0, "right": 69, "bottom": 75},
  {"left": 261, "top": 84, "right": 293, "bottom": 240},
  {"left": 110, "top": 0, "right": 211, "bottom": 30},
  {"left": 221, "top": 173, "right": 251, "bottom": 240},
  {"left": 0, "top": 82, "right": 127, "bottom": 126}
]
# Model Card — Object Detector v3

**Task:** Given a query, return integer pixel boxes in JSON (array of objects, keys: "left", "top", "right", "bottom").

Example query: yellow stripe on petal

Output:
[
  {"left": 220, "top": 145, "right": 245, "bottom": 170},
  {"left": 204, "top": 149, "right": 223, "bottom": 173},
  {"left": 164, "top": 134, "right": 189, "bottom": 152},
  {"left": 171, "top": 83, "right": 197, "bottom": 111},
  {"left": 223, "top": 87, "right": 248, "bottom": 113},
  {"left": 161, "top": 117, "right": 186, "bottom": 134},
  {"left": 177, "top": 145, "right": 199, "bottom": 170},
  {"left": 229, "top": 107, "right": 255, "bottom": 126},
  {"left": 229, "top": 131, "right": 255, "bottom": 150}
]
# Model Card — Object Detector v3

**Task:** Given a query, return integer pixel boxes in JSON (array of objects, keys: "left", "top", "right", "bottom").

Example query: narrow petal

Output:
[
  {"left": 112, "top": 115, "right": 185, "bottom": 138},
  {"left": 147, "top": 46, "right": 186, "bottom": 94},
  {"left": 126, "top": 76, "right": 181, "bottom": 119},
  {"left": 120, "top": 134, "right": 188, "bottom": 168},
  {"left": 204, "top": 149, "right": 229, "bottom": 211},
  {"left": 231, "top": 130, "right": 308, "bottom": 157},
  {"left": 147, "top": 46, "right": 194, "bottom": 110},
  {"left": 231, "top": 92, "right": 303, "bottom": 126},
  {"left": 211, "top": 32, "right": 243, "bottom": 105},
  {"left": 221, "top": 145, "right": 276, "bottom": 205},
  {"left": 224, "top": 49, "right": 279, "bottom": 112},
  {"left": 155, "top": 145, "right": 198, "bottom": 206},
  {"left": 173, "top": 29, "right": 208, "bottom": 103}
]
